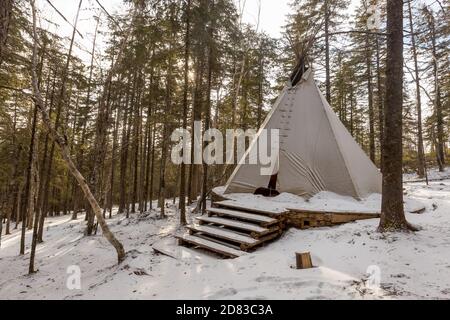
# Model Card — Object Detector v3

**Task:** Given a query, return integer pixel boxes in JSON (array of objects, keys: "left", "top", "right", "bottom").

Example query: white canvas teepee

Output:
[{"left": 224, "top": 68, "right": 382, "bottom": 199}]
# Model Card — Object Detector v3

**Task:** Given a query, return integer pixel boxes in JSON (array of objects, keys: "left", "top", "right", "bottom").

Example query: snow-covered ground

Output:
[
  {"left": 0, "top": 173, "right": 449, "bottom": 300},
  {"left": 404, "top": 167, "right": 450, "bottom": 182}
]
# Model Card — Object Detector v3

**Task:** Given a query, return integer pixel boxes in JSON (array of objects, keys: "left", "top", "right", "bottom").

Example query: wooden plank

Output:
[
  {"left": 186, "top": 224, "right": 259, "bottom": 246},
  {"left": 197, "top": 216, "right": 269, "bottom": 234},
  {"left": 215, "top": 201, "right": 286, "bottom": 217},
  {"left": 208, "top": 207, "right": 279, "bottom": 225},
  {"left": 194, "top": 234, "right": 242, "bottom": 251},
  {"left": 176, "top": 234, "right": 245, "bottom": 258}
]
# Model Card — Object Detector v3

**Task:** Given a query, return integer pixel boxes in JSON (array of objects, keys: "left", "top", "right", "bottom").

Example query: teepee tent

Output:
[{"left": 224, "top": 66, "right": 382, "bottom": 199}]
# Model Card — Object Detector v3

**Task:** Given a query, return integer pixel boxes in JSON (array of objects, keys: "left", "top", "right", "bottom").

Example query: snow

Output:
[
  {"left": 215, "top": 188, "right": 424, "bottom": 215},
  {"left": 404, "top": 167, "right": 450, "bottom": 182},
  {"left": 0, "top": 171, "right": 449, "bottom": 300}
]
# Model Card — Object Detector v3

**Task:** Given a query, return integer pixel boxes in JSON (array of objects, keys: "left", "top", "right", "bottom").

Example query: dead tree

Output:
[{"left": 30, "top": 0, "right": 125, "bottom": 263}]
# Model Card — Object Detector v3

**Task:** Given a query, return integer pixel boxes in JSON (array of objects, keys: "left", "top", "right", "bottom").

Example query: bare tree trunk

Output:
[
  {"left": 366, "top": 35, "right": 375, "bottom": 163},
  {"left": 378, "top": 0, "right": 412, "bottom": 232},
  {"left": 9, "top": 102, "right": 21, "bottom": 234},
  {"left": 376, "top": 35, "right": 384, "bottom": 172},
  {"left": 188, "top": 59, "right": 205, "bottom": 204},
  {"left": 158, "top": 18, "right": 176, "bottom": 218},
  {"left": 38, "top": 0, "right": 82, "bottom": 242},
  {"left": 407, "top": 1, "right": 426, "bottom": 179},
  {"left": 119, "top": 82, "right": 131, "bottom": 214},
  {"left": 201, "top": 0, "right": 215, "bottom": 214},
  {"left": 324, "top": 0, "right": 331, "bottom": 102},
  {"left": 108, "top": 101, "right": 121, "bottom": 218},
  {"left": 179, "top": 0, "right": 191, "bottom": 224},
  {"left": 20, "top": 103, "right": 39, "bottom": 255},
  {"left": 257, "top": 39, "right": 264, "bottom": 128},
  {"left": 427, "top": 11, "right": 445, "bottom": 171},
  {"left": 28, "top": 133, "right": 40, "bottom": 274},
  {"left": 15, "top": 183, "right": 22, "bottom": 230},
  {"left": 89, "top": 7, "right": 137, "bottom": 227},
  {"left": 143, "top": 69, "right": 154, "bottom": 213},
  {"left": 131, "top": 74, "right": 141, "bottom": 214},
  {"left": 0, "top": 0, "right": 12, "bottom": 67},
  {"left": 149, "top": 121, "right": 156, "bottom": 210},
  {"left": 30, "top": 0, "right": 125, "bottom": 263}
]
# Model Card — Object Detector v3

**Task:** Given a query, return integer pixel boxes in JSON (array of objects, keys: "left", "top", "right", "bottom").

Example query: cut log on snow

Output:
[{"left": 296, "top": 252, "right": 313, "bottom": 269}]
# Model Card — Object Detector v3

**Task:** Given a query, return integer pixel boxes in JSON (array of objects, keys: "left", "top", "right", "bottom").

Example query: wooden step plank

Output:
[
  {"left": 197, "top": 216, "right": 269, "bottom": 234},
  {"left": 194, "top": 234, "right": 242, "bottom": 251},
  {"left": 215, "top": 201, "right": 286, "bottom": 217},
  {"left": 176, "top": 234, "right": 245, "bottom": 258},
  {"left": 186, "top": 224, "right": 259, "bottom": 246},
  {"left": 208, "top": 207, "right": 278, "bottom": 225}
]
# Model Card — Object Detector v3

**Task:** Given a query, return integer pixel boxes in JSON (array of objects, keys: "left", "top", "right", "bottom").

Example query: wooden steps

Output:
[
  {"left": 196, "top": 216, "right": 272, "bottom": 234},
  {"left": 176, "top": 234, "right": 245, "bottom": 258},
  {"left": 177, "top": 202, "right": 284, "bottom": 258},
  {"left": 186, "top": 224, "right": 259, "bottom": 247},
  {"left": 207, "top": 207, "right": 279, "bottom": 226},
  {"left": 215, "top": 201, "right": 286, "bottom": 217},
  {"left": 177, "top": 198, "right": 380, "bottom": 259}
]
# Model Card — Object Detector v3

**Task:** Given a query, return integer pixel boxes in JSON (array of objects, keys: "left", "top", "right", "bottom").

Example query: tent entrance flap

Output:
[{"left": 253, "top": 173, "right": 280, "bottom": 197}]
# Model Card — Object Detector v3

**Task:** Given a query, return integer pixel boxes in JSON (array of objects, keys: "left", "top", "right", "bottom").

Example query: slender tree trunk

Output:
[
  {"left": 39, "top": 0, "right": 82, "bottom": 241},
  {"left": 179, "top": 0, "right": 191, "bottom": 225},
  {"left": 407, "top": 1, "right": 426, "bottom": 178},
  {"left": 28, "top": 134, "right": 40, "bottom": 274},
  {"left": 159, "top": 17, "right": 176, "bottom": 218},
  {"left": 30, "top": 0, "right": 125, "bottom": 263},
  {"left": 89, "top": 7, "right": 137, "bottom": 228},
  {"left": 324, "top": 0, "right": 331, "bottom": 102},
  {"left": 108, "top": 101, "right": 121, "bottom": 218},
  {"left": 0, "top": 0, "right": 13, "bottom": 67},
  {"left": 257, "top": 40, "right": 264, "bottom": 128},
  {"left": 366, "top": 35, "right": 375, "bottom": 162},
  {"left": 188, "top": 59, "right": 205, "bottom": 204},
  {"left": 143, "top": 70, "right": 154, "bottom": 213},
  {"left": 9, "top": 103, "right": 21, "bottom": 234},
  {"left": 376, "top": 35, "right": 384, "bottom": 172},
  {"left": 427, "top": 12, "right": 445, "bottom": 171},
  {"left": 15, "top": 183, "right": 22, "bottom": 229},
  {"left": 201, "top": 0, "right": 215, "bottom": 214},
  {"left": 119, "top": 82, "right": 131, "bottom": 214},
  {"left": 20, "top": 103, "right": 39, "bottom": 255},
  {"left": 378, "top": 0, "right": 411, "bottom": 232},
  {"left": 131, "top": 74, "right": 142, "bottom": 214},
  {"left": 350, "top": 84, "right": 354, "bottom": 136},
  {"left": 149, "top": 122, "right": 156, "bottom": 210}
]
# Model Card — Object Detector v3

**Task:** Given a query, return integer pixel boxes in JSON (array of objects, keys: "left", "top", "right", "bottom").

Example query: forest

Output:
[{"left": 0, "top": 0, "right": 449, "bottom": 298}]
